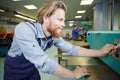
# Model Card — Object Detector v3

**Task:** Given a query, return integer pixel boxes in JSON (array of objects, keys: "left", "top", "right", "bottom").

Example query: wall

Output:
[
  {"left": 0, "top": 13, "right": 23, "bottom": 33},
  {"left": 93, "top": 1, "right": 109, "bottom": 31},
  {"left": 118, "top": 2, "right": 120, "bottom": 30}
]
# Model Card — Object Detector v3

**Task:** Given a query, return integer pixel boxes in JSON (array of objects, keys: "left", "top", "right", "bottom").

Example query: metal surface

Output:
[{"left": 87, "top": 31, "right": 120, "bottom": 75}]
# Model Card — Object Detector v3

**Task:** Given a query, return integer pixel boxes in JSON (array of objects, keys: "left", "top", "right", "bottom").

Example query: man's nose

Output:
[{"left": 61, "top": 22, "right": 65, "bottom": 28}]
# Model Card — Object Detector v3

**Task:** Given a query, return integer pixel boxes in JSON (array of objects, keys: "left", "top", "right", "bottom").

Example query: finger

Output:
[
  {"left": 80, "top": 72, "right": 90, "bottom": 78},
  {"left": 81, "top": 68, "right": 88, "bottom": 73},
  {"left": 109, "top": 45, "right": 117, "bottom": 50},
  {"left": 109, "top": 50, "right": 114, "bottom": 55},
  {"left": 81, "top": 69, "right": 90, "bottom": 77},
  {"left": 109, "top": 46, "right": 117, "bottom": 55},
  {"left": 109, "top": 47, "right": 118, "bottom": 55},
  {"left": 84, "top": 71, "right": 90, "bottom": 75},
  {"left": 112, "top": 49, "right": 116, "bottom": 54}
]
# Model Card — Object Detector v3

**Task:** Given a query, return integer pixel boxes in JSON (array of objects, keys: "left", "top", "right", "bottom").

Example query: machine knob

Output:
[
  {"left": 115, "top": 53, "right": 119, "bottom": 58},
  {"left": 84, "top": 74, "right": 90, "bottom": 78}
]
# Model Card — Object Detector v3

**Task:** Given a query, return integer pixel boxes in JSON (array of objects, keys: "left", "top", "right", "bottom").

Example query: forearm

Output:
[
  {"left": 78, "top": 47, "right": 103, "bottom": 57},
  {"left": 78, "top": 44, "right": 116, "bottom": 57},
  {"left": 53, "top": 65, "right": 76, "bottom": 78}
]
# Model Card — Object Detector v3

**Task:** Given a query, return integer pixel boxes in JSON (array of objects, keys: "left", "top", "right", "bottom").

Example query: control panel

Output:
[{"left": 114, "top": 39, "right": 120, "bottom": 60}]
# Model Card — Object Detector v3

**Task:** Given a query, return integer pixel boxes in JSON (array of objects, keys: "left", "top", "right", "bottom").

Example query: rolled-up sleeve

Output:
[
  {"left": 14, "top": 22, "right": 58, "bottom": 74},
  {"left": 53, "top": 37, "right": 80, "bottom": 56}
]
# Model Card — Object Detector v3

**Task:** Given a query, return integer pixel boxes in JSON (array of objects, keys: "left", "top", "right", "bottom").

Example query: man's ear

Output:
[{"left": 43, "top": 16, "right": 49, "bottom": 23}]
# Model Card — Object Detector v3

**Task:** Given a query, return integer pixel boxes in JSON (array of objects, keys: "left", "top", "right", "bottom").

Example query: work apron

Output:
[{"left": 4, "top": 54, "right": 41, "bottom": 80}]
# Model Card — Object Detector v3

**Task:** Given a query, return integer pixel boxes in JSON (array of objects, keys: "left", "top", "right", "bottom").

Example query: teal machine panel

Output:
[
  {"left": 87, "top": 31, "right": 120, "bottom": 75},
  {"left": 77, "top": 77, "right": 85, "bottom": 80}
]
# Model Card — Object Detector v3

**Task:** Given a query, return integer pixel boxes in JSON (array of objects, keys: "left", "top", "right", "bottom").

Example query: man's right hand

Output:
[{"left": 73, "top": 66, "right": 90, "bottom": 79}]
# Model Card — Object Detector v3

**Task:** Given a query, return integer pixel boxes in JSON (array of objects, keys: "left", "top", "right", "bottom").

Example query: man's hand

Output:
[
  {"left": 99, "top": 44, "right": 117, "bottom": 56},
  {"left": 73, "top": 66, "right": 90, "bottom": 79}
]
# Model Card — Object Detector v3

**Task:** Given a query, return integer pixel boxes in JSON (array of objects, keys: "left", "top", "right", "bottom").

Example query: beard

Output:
[
  {"left": 53, "top": 27, "right": 62, "bottom": 38},
  {"left": 48, "top": 26, "right": 62, "bottom": 38}
]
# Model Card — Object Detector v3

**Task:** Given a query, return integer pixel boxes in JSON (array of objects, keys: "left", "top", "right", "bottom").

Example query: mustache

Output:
[{"left": 57, "top": 25, "right": 63, "bottom": 30}]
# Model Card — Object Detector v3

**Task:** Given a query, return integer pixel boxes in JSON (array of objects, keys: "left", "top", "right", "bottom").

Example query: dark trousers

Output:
[{"left": 4, "top": 54, "right": 41, "bottom": 80}]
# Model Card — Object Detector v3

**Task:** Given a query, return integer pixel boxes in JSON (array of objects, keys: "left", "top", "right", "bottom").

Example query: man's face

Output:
[{"left": 47, "top": 8, "right": 65, "bottom": 38}]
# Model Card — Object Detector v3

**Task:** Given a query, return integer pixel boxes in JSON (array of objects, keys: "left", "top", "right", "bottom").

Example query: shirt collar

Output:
[
  {"left": 36, "top": 22, "right": 53, "bottom": 40},
  {"left": 36, "top": 23, "right": 46, "bottom": 39}
]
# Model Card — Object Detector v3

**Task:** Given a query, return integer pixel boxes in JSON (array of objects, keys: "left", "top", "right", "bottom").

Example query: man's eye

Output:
[{"left": 58, "top": 19, "right": 63, "bottom": 21}]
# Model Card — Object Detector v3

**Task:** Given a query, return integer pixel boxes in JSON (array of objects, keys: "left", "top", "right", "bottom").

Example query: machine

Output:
[{"left": 87, "top": 31, "right": 120, "bottom": 75}]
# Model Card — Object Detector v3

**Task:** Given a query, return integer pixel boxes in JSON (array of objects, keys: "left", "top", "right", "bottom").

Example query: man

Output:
[
  {"left": 4, "top": 0, "right": 116, "bottom": 80},
  {"left": 72, "top": 24, "right": 81, "bottom": 40}
]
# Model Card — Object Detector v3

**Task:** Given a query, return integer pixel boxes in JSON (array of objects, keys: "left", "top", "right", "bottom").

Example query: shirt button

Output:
[{"left": 33, "top": 45, "right": 35, "bottom": 47}]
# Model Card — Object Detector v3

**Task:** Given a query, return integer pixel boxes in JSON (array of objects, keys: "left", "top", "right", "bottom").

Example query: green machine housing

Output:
[{"left": 87, "top": 31, "right": 120, "bottom": 75}]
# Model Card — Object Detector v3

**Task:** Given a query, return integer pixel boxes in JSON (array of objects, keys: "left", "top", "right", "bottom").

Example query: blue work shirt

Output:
[
  {"left": 72, "top": 29, "right": 80, "bottom": 39},
  {"left": 8, "top": 22, "right": 80, "bottom": 74}
]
